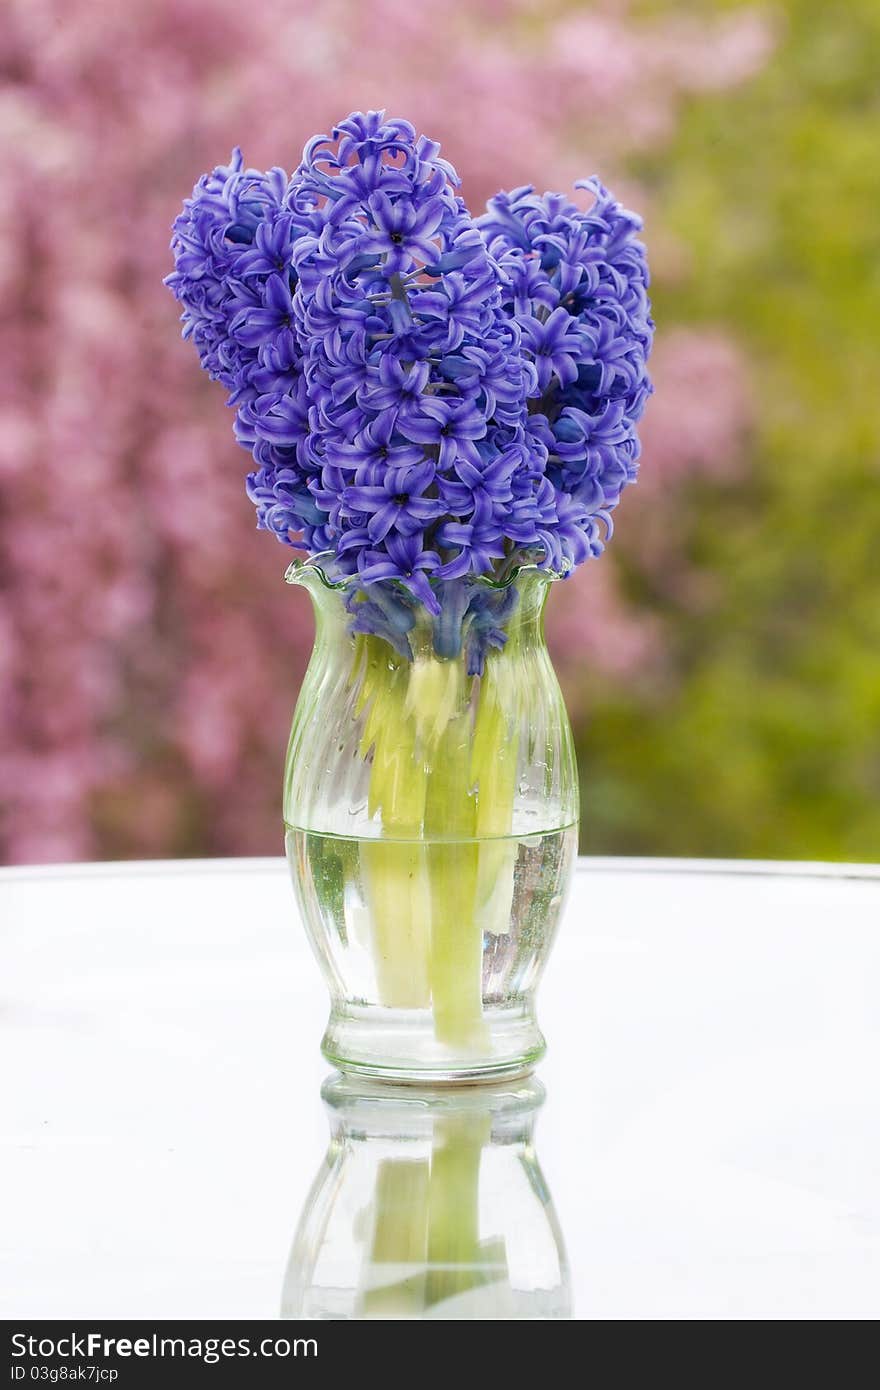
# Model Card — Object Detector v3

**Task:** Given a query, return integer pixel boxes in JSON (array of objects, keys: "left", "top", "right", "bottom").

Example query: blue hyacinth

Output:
[{"left": 165, "top": 112, "right": 653, "bottom": 655}]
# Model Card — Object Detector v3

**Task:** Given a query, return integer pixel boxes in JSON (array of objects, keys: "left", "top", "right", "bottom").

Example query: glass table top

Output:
[{"left": 2, "top": 857, "right": 878, "bottom": 1320}]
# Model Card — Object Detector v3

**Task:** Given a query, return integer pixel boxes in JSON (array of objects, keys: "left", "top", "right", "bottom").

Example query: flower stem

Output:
[
  {"left": 471, "top": 663, "right": 520, "bottom": 940},
  {"left": 423, "top": 707, "right": 486, "bottom": 1050},
  {"left": 358, "top": 628, "right": 519, "bottom": 1048},
  {"left": 359, "top": 640, "right": 431, "bottom": 1009}
]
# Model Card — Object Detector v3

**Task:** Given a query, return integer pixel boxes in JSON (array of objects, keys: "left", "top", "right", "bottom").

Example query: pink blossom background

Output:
[{"left": 0, "top": 0, "right": 772, "bottom": 864}]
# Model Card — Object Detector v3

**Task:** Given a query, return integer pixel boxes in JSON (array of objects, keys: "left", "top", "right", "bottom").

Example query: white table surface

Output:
[{"left": 1, "top": 856, "right": 878, "bottom": 1321}]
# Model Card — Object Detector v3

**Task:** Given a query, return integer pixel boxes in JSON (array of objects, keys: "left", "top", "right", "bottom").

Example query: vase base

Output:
[{"left": 321, "top": 1002, "right": 546, "bottom": 1085}]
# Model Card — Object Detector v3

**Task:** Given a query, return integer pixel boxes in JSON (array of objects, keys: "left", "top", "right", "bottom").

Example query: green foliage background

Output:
[{"left": 580, "top": 0, "right": 880, "bottom": 859}]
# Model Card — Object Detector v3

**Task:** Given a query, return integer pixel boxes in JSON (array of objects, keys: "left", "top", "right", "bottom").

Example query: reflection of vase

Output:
[
  {"left": 282, "top": 1074, "right": 571, "bottom": 1320},
  {"left": 284, "top": 557, "right": 579, "bottom": 1082}
]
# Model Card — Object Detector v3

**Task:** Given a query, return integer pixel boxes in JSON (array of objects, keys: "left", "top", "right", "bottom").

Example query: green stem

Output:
[
  {"left": 358, "top": 628, "right": 521, "bottom": 1048},
  {"left": 423, "top": 706, "right": 486, "bottom": 1049},
  {"left": 359, "top": 639, "right": 431, "bottom": 1009},
  {"left": 471, "top": 663, "right": 520, "bottom": 940}
]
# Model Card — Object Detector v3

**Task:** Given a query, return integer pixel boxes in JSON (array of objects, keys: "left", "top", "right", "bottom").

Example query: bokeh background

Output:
[{"left": 1, "top": 0, "right": 878, "bottom": 865}]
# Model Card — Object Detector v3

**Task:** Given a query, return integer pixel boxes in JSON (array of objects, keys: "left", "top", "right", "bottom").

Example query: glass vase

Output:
[
  {"left": 284, "top": 557, "right": 578, "bottom": 1082},
  {"left": 282, "top": 1073, "right": 570, "bottom": 1320}
]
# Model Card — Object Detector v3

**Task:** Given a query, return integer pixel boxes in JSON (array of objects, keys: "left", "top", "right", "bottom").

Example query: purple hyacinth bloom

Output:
[
  {"left": 519, "top": 305, "right": 593, "bottom": 392},
  {"left": 358, "top": 356, "right": 431, "bottom": 419},
  {"left": 434, "top": 519, "right": 506, "bottom": 579},
  {"left": 436, "top": 449, "right": 515, "bottom": 518},
  {"left": 331, "top": 413, "right": 426, "bottom": 474},
  {"left": 396, "top": 397, "right": 488, "bottom": 471},
  {"left": 231, "top": 273, "right": 297, "bottom": 349},
  {"left": 343, "top": 459, "right": 445, "bottom": 543},
  {"left": 165, "top": 150, "right": 296, "bottom": 392},
  {"left": 358, "top": 191, "right": 446, "bottom": 274},
  {"left": 166, "top": 111, "right": 653, "bottom": 655},
  {"left": 234, "top": 214, "right": 299, "bottom": 278},
  {"left": 357, "top": 533, "right": 443, "bottom": 613},
  {"left": 478, "top": 176, "right": 653, "bottom": 571}
]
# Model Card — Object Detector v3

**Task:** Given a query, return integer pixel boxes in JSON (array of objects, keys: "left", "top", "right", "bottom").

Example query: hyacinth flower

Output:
[{"left": 167, "top": 112, "right": 653, "bottom": 1075}]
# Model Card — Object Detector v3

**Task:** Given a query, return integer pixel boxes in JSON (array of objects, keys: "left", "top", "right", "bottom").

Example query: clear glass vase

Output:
[
  {"left": 284, "top": 557, "right": 578, "bottom": 1082},
  {"left": 282, "top": 1073, "right": 570, "bottom": 1320}
]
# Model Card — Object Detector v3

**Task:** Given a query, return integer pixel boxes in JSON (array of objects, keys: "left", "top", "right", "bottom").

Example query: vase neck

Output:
[{"left": 287, "top": 562, "right": 555, "bottom": 670}]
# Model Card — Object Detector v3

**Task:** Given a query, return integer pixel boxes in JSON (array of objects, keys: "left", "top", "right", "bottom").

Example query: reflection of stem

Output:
[
  {"left": 357, "top": 1111, "right": 511, "bottom": 1318},
  {"left": 424, "top": 1112, "right": 508, "bottom": 1312},
  {"left": 358, "top": 1159, "right": 430, "bottom": 1317}
]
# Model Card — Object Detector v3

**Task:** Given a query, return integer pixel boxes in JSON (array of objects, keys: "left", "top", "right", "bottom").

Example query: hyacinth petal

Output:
[
  {"left": 395, "top": 415, "right": 441, "bottom": 445},
  {"left": 433, "top": 549, "right": 475, "bottom": 580},
  {"left": 366, "top": 503, "right": 400, "bottom": 542}
]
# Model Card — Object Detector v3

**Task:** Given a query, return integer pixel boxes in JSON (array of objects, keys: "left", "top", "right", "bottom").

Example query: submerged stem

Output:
[
  {"left": 423, "top": 705, "right": 486, "bottom": 1049},
  {"left": 360, "top": 643, "right": 431, "bottom": 1009},
  {"left": 358, "top": 626, "right": 524, "bottom": 1049}
]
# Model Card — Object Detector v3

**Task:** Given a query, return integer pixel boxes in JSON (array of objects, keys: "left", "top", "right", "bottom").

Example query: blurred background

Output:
[{"left": 1, "top": 0, "right": 878, "bottom": 866}]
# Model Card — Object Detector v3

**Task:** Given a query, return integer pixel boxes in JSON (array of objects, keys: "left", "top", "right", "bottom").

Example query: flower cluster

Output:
[
  {"left": 166, "top": 112, "right": 653, "bottom": 616},
  {"left": 236, "top": 111, "right": 547, "bottom": 609},
  {"left": 165, "top": 150, "right": 301, "bottom": 394},
  {"left": 477, "top": 180, "right": 654, "bottom": 566}
]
